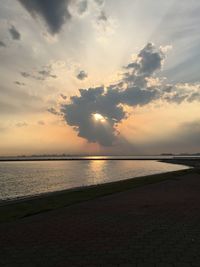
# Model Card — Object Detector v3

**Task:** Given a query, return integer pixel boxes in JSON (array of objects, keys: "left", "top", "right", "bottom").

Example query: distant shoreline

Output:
[{"left": 0, "top": 156, "right": 200, "bottom": 162}]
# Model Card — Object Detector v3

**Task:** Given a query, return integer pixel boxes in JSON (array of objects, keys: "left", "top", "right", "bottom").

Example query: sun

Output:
[{"left": 93, "top": 113, "right": 106, "bottom": 122}]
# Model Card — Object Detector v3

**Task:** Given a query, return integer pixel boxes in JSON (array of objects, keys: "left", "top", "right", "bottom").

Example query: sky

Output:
[{"left": 0, "top": 0, "right": 200, "bottom": 156}]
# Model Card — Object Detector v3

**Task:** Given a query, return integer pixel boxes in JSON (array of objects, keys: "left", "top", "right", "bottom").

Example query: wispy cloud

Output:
[
  {"left": 0, "top": 41, "right": 6, "bottom": 47},
  {"left": 14, "top": 81, "right": 26, "bottom": 86},
  {"left": 20, "top": 64, "right": 57, "bottom": 81},
  {"left": 38, "top": 120, "right": 45, "bottom": 125},
  {"left": 16, "top": 122, "right": 28, "bottom": 127},
  {"left": 9, "top": 25, "right": 21, "bottom": 40}
]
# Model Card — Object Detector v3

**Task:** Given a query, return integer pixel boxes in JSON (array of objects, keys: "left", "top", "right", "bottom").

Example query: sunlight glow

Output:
[{"left": 93, "top": 113, "right": 106, "bottom": 123}]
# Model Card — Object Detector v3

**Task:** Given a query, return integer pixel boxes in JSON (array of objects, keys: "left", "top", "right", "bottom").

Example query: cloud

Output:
[
  {"left": 60, "top": 84, "right": 159, "bottom": 146},
  {"left": 93, "top": 0, "right": 104, "bottom": 6},
  {"left": 76, "top": 70, "right": 88, "bottom": 80},
  {"left": 58, "top": 43, "right": 200, "bottom": 146},
  {"left": 95, "top": 10, "right": 116, "bottom": 35},
  {"left": 60, "top": 94, "right": 67, "bottom": 100},
  {"left": 163, "top": 83, "right": 200, "bottom": 104},
  {"left": 188, "top": 92, "right": 200, "bottom": 102},
  {"left": 47, "top": 107, "right": 61, "bottom": 115},
  {"left": 16, "top": 122, "right": 28, "bottom": 127},
  {"left": 78, "top": 0, "right": 88, "bottom": 14},
  {"left": 38, "top": 69, "right": 57, "bottom": 79},
  {"left": 20, "top": 64, "right": 57, "bottom": 81},
  {"left": 20, "top": 72, "right": 30, "bottom": 78},
  {"left": 9, "top": 25, "right": 21, "bottom": 40},
  {"left": 18, "top": 0, "right": 72, "bottom": 34},
  {"left": 0, "top": 41, "right": 6, "bottom": 47},
  {"left": 97, "top": 10, "right": 107, "bottom": 22},
  {"left": 123, "top": 43, "right": 166, "bottom": 87},
  {"left": 69, "top": 0, "right": 88, "bottom": 16},
  {"left": 14, "top": 81, "right": 26, "bottom": 86},
  {"left": 38, "top": 120, "right": 45, "bottom": 125},
  {"left": 61, "top": 86, "right": 120, "bottom": 146}
]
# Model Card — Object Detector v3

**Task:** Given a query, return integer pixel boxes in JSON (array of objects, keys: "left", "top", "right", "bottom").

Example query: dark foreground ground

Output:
[{"left": 0, "top": 160, "right": 200, "bottom": 266}]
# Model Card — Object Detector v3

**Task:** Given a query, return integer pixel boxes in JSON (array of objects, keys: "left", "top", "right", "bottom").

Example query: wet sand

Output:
[{"left": 0, "top": 159, "right": 200, "bottom": 266}]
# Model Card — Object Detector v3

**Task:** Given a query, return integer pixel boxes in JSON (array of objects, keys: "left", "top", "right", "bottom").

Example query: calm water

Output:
[{"left": 0, "top": 160, "right": 188, "bottom": 201}]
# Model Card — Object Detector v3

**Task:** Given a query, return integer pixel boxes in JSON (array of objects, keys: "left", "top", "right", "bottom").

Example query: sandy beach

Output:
[{"left": 0, "top": 159, "right": 200, "bottom": 266}]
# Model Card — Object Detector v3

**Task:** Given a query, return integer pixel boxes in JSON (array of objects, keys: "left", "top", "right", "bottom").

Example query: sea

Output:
[{"left": 0, "top": 156, "right": 189, "bottom": 202}]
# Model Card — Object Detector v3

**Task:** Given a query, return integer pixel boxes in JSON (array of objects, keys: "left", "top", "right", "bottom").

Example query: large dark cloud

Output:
[
  {"left": 18, "top": 0, "right": 72, "bottom": 34},
  {"left": 58, "top": 43, "right": 200, "bottom": 146},
  {"left": 61, "top": 87, "right": 120, "bottom": 146},
  {"left": 9, "top": 25, "right": 21, "bottom": 40}
]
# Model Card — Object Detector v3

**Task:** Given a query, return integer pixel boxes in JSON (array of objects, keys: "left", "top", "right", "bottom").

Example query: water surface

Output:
[{"left": 0, "top": 159, "right": 188, "bottom": 201}]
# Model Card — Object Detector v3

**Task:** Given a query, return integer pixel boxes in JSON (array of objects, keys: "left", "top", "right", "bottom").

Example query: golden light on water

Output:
[{"left": 93, "top": 113, "right": 106, "bottom": 123}]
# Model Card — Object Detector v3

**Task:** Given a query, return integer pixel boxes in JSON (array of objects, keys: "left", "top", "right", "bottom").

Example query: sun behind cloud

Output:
[{"left": 93, "top": 113, "right": 106, "bottom": 122}]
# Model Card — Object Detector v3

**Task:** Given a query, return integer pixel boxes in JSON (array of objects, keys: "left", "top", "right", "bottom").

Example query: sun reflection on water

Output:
[{"left": 89, "top": 160, "right": 107, "bottom": 184}]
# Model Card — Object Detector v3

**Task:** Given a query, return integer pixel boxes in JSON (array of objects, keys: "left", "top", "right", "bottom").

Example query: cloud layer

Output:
[{"left": 59, "top": 43, "right": 200, "bottom": 146}]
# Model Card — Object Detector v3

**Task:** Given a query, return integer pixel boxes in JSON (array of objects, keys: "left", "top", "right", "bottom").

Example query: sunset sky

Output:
[{"left": 0, "top": 0, "right": 200, "bottom": 156}]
